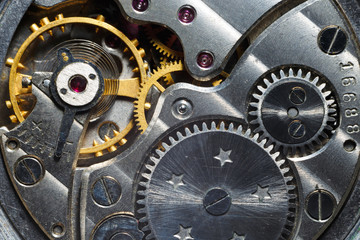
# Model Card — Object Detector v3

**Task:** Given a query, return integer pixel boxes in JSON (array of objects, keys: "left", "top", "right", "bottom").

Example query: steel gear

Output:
[
  {"left": 136, "top": 121, "right": 297, "bottom": 240},
  {"left": 134, "top": 61, "right": 185, "bottom": 133},
  {"left": 144, "top": 25, "right": 184, "bottom": 59},
  {"left": 249, "top": 68, "right": 338, "bottom": 157},
  {"left": 5, "top": 14, "right": 148, "bottom": 157}
]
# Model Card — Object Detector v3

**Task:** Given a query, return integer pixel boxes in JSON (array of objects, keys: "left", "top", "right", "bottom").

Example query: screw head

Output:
[
  {"left": 92, "top": 176, "right": 122, "bottom": 206},
  {"left": 318, "top": 26, "right": 348, "bottom": 55},
  {"left": 132, "top": 0, "right": 149, "bottom": 12},
  {"left": 15, "top": 157, "right": 44, "bottom": 185},
  {"left": 289, "top": 87, "right": 306, "bottom": 105},
  {"left": 51, "top": 223, "right": 65, "bottom": 238},
  {"left": 178, "top": 5, "right": 196, "bottom": 24},
  {"left": 197, "top": 52, "right": 214, "bottom": 68},
  {"left": 306, "top": 189, "right": 336, "bottom": 222},
  {"left": 288, "top": 120, "right": 306, "bottom": 139},
  {"left": 172, "top": 99, "right": 193, "bottom": 119},
  {"left": 203, "top": 188, "right": 231, "bottom": 216}
]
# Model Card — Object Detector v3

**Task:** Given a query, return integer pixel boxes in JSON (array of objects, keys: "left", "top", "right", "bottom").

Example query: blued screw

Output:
[
  {"left": 92, "top": 176, "right": 122, "bottom": 206},
  {"left": 318, "top": 26, "right": 348, "bottom": 55},
  {"left": 288, "top": 120, "right": 306, "bottom": 139},
  {"left": 289, "top": 87, "right": 306, "bottom": 105},
  {"left": 203, "top": 188, "right": 232, "bottom": 216},
  {"left": 178, "top": 6, "right": 196, "bottom": 24},
  {"left": 98, "top": 122, "right": 119, "bottom": 141},
  {"left": 197, "top": 52, "right": 214, "bottom": 68},
  {"left": 132, "top": 0, "right": 149, "bottom": 12},
  {"left": 15, "top": 157, "right": 44, "bottom": 185},
  {"left": 306, "top": 189, "right": 336, "bottom": 221}
]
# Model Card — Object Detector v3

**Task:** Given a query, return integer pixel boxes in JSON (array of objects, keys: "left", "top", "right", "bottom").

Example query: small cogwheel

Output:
[
  {"left": 134, "top": 61, "right": 185, "bottom": 133},
  {"left": 144, "top": 25, "right": 184, "bottom": 59},
  {"left": 249, "top": 68, "right": 338, "bottom": 157},
  {"left": 136, "top": 121, "right": 298, "bottom": 240}
]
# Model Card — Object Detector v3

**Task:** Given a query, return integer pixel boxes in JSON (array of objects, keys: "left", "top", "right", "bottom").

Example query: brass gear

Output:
[
  {"left": 144, "top": 25, "right": 184, "bottom": 59},
  {"left": 134, "top": 61, "right": 185, "bottom": 133},
  {"left": 5, "top": 14, "right": 148, "bottom": 157}
]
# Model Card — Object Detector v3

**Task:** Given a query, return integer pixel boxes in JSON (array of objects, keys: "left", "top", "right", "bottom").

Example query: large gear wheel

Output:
[
  {"left": 134, "top": 61, "right": 185, "bottom": 133},
  {"left": 5, "top": 14, "right": 148, "bottom": 157},
  {"left": 136, "top": 121, "right": 297, "bottom": 240},
  {"left": 249, "top": 68, "right": 338, "bottom": 157}
]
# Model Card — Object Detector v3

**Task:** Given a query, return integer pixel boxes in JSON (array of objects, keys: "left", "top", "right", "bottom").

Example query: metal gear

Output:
[
  {"left": 5, "top": 14, "right": 149, "bottom": 157},
  {"left": 144, "top": 25, "right": 184, "bottom": 59},
  {"left": 249, "top": 68, "right": 338, "bottom": 157},
  {"left": 136, "top": 121, "right": 297, "bottom": 240},
  {"left": 134, "top": 61, "right": 185, "bottom": 133}
]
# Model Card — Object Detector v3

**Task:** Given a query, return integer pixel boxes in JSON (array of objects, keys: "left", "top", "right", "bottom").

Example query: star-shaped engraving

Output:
[
  {"left": 230, "top": 232, "right": 246, "bottom": 240},
  {"left": 252, "top": 184, "right": 272, "bottom": 202},
  {"left": 167, "top": 173, "right": 185, "bottom": 189},
  {"left": 174, "top": 225, "right": 194, "bottom": 240},
  {"left": 214, "top": 148, "right": 233, "bottom": 167}
]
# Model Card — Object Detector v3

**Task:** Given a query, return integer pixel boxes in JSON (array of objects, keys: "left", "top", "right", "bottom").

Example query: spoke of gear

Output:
[
  {"left": 144, "top": 25, "right": 184, "bottom": 59},
  {"left": 5, "top": 14, "right": 149, "bottom": 156},
  {"left": 134, "top": 61, "right": 185, "bottom": 133},
  {"left": 249, "top": 68, "right": 338, "bottom": 157},
  {"left": 136, "top": 121, "right": 297, "bottom": 240}
]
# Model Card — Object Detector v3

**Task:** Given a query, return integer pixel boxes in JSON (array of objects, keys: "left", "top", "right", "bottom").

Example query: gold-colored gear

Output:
[
  {"left": 6, "top": 14, "right": 148, "bottom": 156},
  {"left": 144, "top": 25, "right": 184, "bottom": 59},
  {"left": 134, "top": 61, "right": 185, "bottom": 133}
]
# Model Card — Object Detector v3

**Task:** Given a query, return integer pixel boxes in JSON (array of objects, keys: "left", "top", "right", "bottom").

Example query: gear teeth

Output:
[
  {"left": 312, "top": 76, "right": 319, "bottom": 85},
  {"left": 155, "top": 149, "right": 165, "bottom": 157},
  {"left": 318, "top": 83, "right": 326, "bottom": 91},
  {"left": 271, "top": 73, "right": 278, "bottom": 82},
  {"left": 264, "top": 78, "right": 271, "bottom": 87},
  {"left": 168, "top": 137, "right": 176, "bottom": 145},
  {"left": 289, "top": 68, "right": 294, "bottom": 77},
  {"left": 297, "top": 69, "right": 303, "bottom": 77},
  {"left": 134, "top": 61, "right": 184, "bottom": 133},
  {"left": 250, "top": 67, "right": 338, "bottom": 157},
  {"left": 6, "top": 58, "right": 25, "bottom": 69},
  {"left": 177, "top": 131, "right": 184, "bottom": 140},
  {"left": 201, "top": 122, "right": 208, "bottom": 131},
  {"left": 162, "top": 143, "right": 170, "bottom": 151},
  {"left": 9, "top": 115, "right": 18, "bottom": 123},
  {"left": 323, "top": 91, "right": 331, "bottom": 98},
  {"left": 257, "top": 85, "right": 266, "bottom": 93},
  {"left": 136, "top": 121, "right": 297, "bottom": 239},
  {"left": 192, "top": 124, "right": 200, "bottom": 133},
  {"left": 237, "top": 125, "right": 244, "bottom": 134},
  {"left": 40, "top": 17, "right": 53, "bottom": 36},
  {"left": 253, "top": 94, "right": 261, "bottom": 100},
  {"left": 104, "top": 135, "right": 117, "bottom": 152},
  {"left": 280, "top": 70, "right": 286, "bottom": 78},
  {"left": 30, "top": 24, "right": 45, "bottom": 41},
  {"left": 55, "top": 14, "right": 65, "bottom": 32},
  {"left": 93, "top": 141, "right": 103, "bottom": 157},
  {"left": 5, "top": 100, "right": 12, "bottom": 109}
]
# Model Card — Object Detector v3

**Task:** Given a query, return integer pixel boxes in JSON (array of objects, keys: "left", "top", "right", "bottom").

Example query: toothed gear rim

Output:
[
  {"left": 136, "top": 121, "right": 297, "bottom": 240},
  {"left": 249, "top": 68, "right": 338, "bottom": 156}
]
